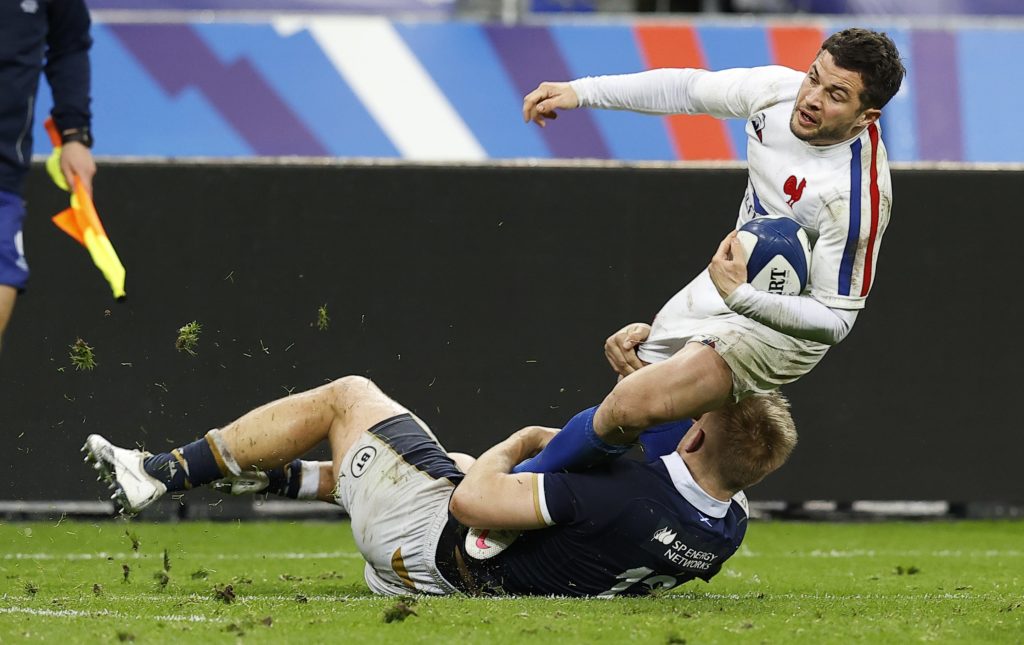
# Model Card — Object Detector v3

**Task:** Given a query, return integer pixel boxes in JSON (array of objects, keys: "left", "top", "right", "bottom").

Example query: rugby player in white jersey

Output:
[
  {"left": 514, "top": 29, "right": 905, "bottom": 473},
  {"left": 83, "top": 375, "right": 797, "bottom": 597}
]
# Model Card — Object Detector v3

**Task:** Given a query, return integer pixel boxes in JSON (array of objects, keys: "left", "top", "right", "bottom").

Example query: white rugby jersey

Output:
[{"left": 572, "top": 66, "right": 890, "bottom": 311}]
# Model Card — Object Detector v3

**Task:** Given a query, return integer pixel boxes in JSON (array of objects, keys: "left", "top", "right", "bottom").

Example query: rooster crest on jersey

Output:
[{"left": 736, "top": 216, "right": 812, "bottom": 296}]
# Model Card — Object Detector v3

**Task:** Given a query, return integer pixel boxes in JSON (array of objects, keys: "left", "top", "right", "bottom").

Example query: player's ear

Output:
[
  {"left": 683, "top": 428, "right": 705, "bottom": 453},
  {"left": 858, "top": 108, "right": 881, "bottom": 128}
]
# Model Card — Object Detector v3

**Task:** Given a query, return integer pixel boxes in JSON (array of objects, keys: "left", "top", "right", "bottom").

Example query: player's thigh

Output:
[
  {"left": 0, "top": 285, "right": 16, "bottom": 333},
  {"left": 635, "top": 342, "right": 733, "bottom": 415},
  {"left": 658, "top": 342, "right": 733, "bottom": 414},
  {"left": 327, "top": 376, "right": 408, "bottom": 475}
]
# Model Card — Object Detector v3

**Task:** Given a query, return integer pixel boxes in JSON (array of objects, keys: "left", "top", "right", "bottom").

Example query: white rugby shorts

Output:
[
  {"left": 636, "top": 269, "right": 830, "bottom": 400},
  {"left": 334, "top": 414, "right": 463, "bottom": 596}
]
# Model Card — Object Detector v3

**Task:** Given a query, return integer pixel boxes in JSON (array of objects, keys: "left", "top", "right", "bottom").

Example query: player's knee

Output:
[{"left": 326, "top": 375, "right": 380, "bottom": 405}]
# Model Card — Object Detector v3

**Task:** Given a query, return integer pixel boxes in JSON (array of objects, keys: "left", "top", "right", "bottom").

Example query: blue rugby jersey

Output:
[{"left": 480, "top": 453, "right": 748, "bottom": 597}]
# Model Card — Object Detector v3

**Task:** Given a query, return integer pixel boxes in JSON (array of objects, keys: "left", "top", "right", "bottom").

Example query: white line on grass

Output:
[
  {"left": 0, "top": 607, "right": 215, "bottom": 623},
  {"left": 1, "top": 551, "right": 363, "bottom": 561},
  {"left": 675, "top": 591, "right": 982, "bottom": 601},
  {"left": 735, "top": 549, "right": 1024, "bottom": 558},
  {"left": 104, "top": 593, "right": 379, "bottom": 603}
]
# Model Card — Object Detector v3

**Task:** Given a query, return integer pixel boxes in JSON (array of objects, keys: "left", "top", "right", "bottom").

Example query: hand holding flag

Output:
[{"left": 44, "top": 118, "right": 126, "bottom": 301}]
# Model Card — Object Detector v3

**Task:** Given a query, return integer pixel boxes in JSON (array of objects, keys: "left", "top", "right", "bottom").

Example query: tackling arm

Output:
[{"left": 449, "top": 426, "right": 558, "bottom": 530}]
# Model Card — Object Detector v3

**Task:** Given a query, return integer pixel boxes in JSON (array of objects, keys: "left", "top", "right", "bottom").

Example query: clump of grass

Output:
[
  {"left": 175, "top": 321, "right": 202, "bottom": 355},
  {"left": 316, "top": 304, "right": 329, "bottom": 331},
  {"left": 69, "top": 338, "right": 96, "bottom": 371},
  {"left": 153, "top": 571, "right": 169, "bottom": 590},
  {"left": 214, "top": 584, "right": 236, "bottom": 604},
  {"left": 383, "top": 598, "right": 417, "bottom": 623}
]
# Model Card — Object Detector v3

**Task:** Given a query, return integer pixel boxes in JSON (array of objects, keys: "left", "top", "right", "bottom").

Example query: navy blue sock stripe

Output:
[
  {"left": 368, "top": 414, "right": 463, "bottom": 484},
  {"left": 143, "top": 452, "right": 189, "bottom": 490},
  {"left": 284, "top": 460, "right": 303, "bottom": 498},
  {"left": 260, "top": 459, "right": 304, "bottom": 498},
  {"left": 143, "top": 435, "right": 226, "bottom": 493},
  {"left": 179, "top": 436, "right": 224, "bottom": 488},
  {"left": 265, "top": 465, "right": 290, "bottom": 497}
]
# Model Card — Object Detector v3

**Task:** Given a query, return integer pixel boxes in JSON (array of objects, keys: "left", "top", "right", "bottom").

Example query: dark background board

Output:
[{"left": 0, "top": 162, "right": 1018, "bottom": 503}]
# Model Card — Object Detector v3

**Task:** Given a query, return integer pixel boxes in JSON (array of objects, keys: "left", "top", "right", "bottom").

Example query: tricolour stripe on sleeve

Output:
[
  {"left": 838, "top": 137, "right": 862, "bottom": 296},
  {"left": 861, "top": 123, "right": 881, "bottom": 297},
  {"left": 838, "top": 125, "right": 884, "bottom": 298},
  {"left": 534, "top": 474, "right": 555, "bottom": 526}
]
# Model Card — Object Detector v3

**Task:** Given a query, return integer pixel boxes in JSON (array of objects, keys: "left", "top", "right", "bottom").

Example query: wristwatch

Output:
[{"left": 61, "top": 127, "right": 93, "bottom": 149}]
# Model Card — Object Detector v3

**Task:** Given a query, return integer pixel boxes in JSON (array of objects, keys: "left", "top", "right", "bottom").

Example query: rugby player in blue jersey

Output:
[{"left": 84, "top": 374, "right": 796, "bottom": 597}]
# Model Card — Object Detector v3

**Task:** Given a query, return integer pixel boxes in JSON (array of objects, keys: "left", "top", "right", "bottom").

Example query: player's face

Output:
[{"left": 790, "top": 51, "right": 881, "bottom": 145}]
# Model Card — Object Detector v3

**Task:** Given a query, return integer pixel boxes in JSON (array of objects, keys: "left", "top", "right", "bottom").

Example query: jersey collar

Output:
[
  {"left": 801, "top": 124, "right": 873, "bottom": 156},
  {"left": 661, "top": 452, "right": 732, "bottom": 519}
]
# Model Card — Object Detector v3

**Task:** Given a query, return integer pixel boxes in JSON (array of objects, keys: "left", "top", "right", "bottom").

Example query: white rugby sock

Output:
[{"left": 296, "top": 460, "right": 321, "bottom": 500}]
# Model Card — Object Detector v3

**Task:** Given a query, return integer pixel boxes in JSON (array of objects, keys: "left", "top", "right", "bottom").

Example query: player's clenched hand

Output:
[
  {"left": 604, "top": 322, "right": 651, "bottom": 377},
  {"left": 709, "top": 230, "right": 747, "bottom": 299},
  {"left": 522, "top": 81, "right": 579, "bottom": 128}
]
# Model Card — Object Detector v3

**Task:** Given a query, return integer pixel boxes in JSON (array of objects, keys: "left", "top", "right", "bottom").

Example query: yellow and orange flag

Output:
[{"left": 44, "top": 117, "right": 126, "bottom": 300}]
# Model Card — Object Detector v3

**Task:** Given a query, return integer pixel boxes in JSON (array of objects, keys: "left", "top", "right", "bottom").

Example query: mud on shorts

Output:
[
  {"left": 637, "top": 271, "right": 831, "bottom": 401},
  {"left": 0, "top": 190, "right": 28, "bottom": 290},
  {"left": 334, "top": 413, "right": 465, "bottom": 596}
]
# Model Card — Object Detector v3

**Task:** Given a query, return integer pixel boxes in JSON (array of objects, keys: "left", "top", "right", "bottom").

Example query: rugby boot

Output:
[
  {"left": 82, "top": 434, "right": 167, "bottom": 516},
  {"left": 211, "top": 470, "right": 270, "bottom": 495}
]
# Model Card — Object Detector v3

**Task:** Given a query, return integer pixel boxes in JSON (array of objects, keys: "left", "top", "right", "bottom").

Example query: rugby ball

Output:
[{"left": 736, "top": 216, "right": 811, "bottom": 295}]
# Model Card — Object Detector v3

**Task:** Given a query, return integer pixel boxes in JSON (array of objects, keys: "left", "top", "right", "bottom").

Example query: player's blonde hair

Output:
[{"left": 710, "top": 391, "right": 798, "bottom": 492}]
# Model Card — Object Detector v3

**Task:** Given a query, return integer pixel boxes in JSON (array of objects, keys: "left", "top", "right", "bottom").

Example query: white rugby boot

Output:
[
  {"left": 211, "top": 470, "right": 270, "bottom": 495},
  {"left": 82, "top": 434, "right": 167, "bottom": 516}
]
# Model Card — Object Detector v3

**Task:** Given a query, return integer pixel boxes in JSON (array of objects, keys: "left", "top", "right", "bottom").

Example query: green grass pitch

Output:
[{"left": 1, "top": 519, "right": 1021, "bottom": 643}]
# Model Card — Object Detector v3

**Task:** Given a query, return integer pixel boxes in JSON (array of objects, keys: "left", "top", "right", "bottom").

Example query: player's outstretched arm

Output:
[
  {"left": 604, "top": 322, "right": 651, "bottom": 377},
  {"left": 522, "top": 81, "right": 579, "bottom": 127},
  {"left": 449, "top": 426, "right": 557, "bottom": 530}
]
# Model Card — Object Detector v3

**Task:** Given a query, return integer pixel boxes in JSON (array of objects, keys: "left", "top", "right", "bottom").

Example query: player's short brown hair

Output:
[
  {"left": 821, "top": 28, "right": 906, "bottom": 110},
  {"left": 710, "top": 391, "right": 798, "bottom": 491}
]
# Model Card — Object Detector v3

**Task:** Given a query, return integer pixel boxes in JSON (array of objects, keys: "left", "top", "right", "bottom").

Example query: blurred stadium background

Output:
[{"left": 2, "top": 0, "right": 1021, "bottom": 521}]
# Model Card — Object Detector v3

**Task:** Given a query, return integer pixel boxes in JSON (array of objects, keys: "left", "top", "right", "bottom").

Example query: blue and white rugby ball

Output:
[{"left": 736, "top": 216, "right": 811, "bottom": 295}]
